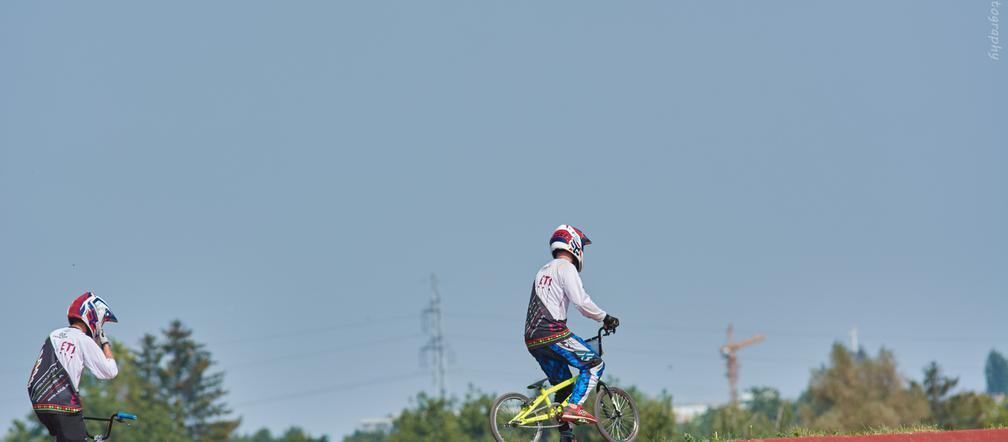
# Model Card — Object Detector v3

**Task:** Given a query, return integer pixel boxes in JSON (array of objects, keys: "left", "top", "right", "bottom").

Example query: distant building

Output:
[
  {"left": 358, "top": 418, "right": 393, "bottom": 434},
  {"left": 673, "top": 404, "right": 710, "bottom": 423}
]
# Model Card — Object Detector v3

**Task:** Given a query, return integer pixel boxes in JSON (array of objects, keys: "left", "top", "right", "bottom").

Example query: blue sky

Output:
[{"left": 1, "top": 1, "right": 1004, "bottom": 438}]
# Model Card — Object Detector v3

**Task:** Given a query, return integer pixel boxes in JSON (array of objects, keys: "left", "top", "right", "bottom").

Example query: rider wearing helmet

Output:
[
  {"left": 525, "top": 225, "right": 620, "bottom": 442},
  {"left": 28, "top": 292, "right": 119, "bottom": 442}
]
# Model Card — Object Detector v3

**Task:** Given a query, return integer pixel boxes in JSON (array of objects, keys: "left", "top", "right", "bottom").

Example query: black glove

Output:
[{"left": 603, "top": 314, "right": 620, "bottom": 332}]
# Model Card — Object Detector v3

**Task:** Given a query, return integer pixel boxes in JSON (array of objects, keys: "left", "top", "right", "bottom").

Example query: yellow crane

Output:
[{"left": 720, "top": 324, "right": 766, "bottom": 404}]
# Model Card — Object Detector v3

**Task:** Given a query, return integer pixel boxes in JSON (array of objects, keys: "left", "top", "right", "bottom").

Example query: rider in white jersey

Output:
[
  {"left": 524, "top": 225, "right": 619, "bottom": 442},
  {"left": 28, "top": 292, "right": 118, "bottom": 442}
]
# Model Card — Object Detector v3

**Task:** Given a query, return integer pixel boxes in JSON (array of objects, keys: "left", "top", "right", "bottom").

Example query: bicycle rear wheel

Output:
[
  {"left": 594, "top": 386, "right": 639, "bottom": 442},
  {"left": 489, "top": 392, "right": 543, "bottom": 442}
]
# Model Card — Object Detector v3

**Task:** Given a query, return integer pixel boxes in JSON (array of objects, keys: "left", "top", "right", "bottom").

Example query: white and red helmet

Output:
[
  {"left": 550, "top": 224, "right": 592, "bottom": 271},
  {"left": 68, "top": 292, "right": 117, "bottom": 338}
]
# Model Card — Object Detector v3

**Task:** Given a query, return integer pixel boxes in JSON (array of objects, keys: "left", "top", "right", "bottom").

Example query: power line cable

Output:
[
  {"left": 3, "top": 316, "right": 420, "bottom": 374},
  {"left": 210, "top": 314, "right": 417, "bottom": 346},
  {"left": 1, "top": 370, "right": 431, "bottom": 411},
  {"left": 446, "top": 368, "right": 542, "bottom": 382},
  {"left": 232, "top": 371, "right": 427, "bottom": 408},
  {"left": 224, "top": 333, "right": 424, "bottom": 373},
  {"left": 444, "top": 311, "right": 1003, "bottom": 345},
  {"left": 443, "top": 334, "right": 985, "bottom": 371}
]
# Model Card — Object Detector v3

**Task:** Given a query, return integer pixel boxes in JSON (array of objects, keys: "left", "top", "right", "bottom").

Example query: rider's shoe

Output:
[
  {"left": 559, "top": 429, "right": 578, "bottom": 442},
  {"left": 560, "top": 404, "right": 597, "bottom": 425}
]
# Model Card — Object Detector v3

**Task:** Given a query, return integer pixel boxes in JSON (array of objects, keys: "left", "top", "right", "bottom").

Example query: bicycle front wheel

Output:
[
  {"left": 594, "top": 386, "right": 640, "bottom": 442},
  {"left": 489, "top": 392, "right": 543, "bottom": 442}
]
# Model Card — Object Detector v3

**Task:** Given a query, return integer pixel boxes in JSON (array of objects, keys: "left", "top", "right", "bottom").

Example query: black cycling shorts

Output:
[{"left": 36, "top": 411, "right": 86, "bottom": 442}]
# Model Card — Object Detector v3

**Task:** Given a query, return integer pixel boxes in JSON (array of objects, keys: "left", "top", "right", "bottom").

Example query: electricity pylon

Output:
[{"left": 420, "top": 273, "right": 447, "bottom": 399}]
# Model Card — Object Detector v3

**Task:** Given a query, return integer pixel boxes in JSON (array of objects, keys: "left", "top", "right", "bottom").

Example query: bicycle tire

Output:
[
  {"left": 594, "top": 386, "right": 640, "bottom": 442},
  {"left": 489, "top": 392, "right": 543, "bottom": 442}
]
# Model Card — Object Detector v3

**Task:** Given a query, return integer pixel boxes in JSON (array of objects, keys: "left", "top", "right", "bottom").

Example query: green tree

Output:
[
  {"left": 386, "top": 393, "right": 468, "bottom": 442},
  {"left": 5, "top": 322, "right": 329, "bottom": 442},
  {"left": 922, "top": 361, "right": 958, "bottom": 422},
  {"left": 340, "top": 383, "right": 683, "bottom": 442},
  {"left": 801, "top": 343, "right": 930, "bottom": 431},
  {"left": 232, "top": 427, "right": 331, "bottom": 442},
  {"left": 139, "top": 320, "right": 241, "bottom": 441},
  {"left": 455, "top": 388, "right": 496, "bottom": 441},
  {"left": 940, "top": 392, "right": 1008, "bottom": 429},
  {"left": 342, "top": 429, "right": 389, "bottom": 442},
  {"left": 745, "top": 387, "right": 782, "bottom": 421},
  {"left": 76, "top": 345, "right": 190, "bottom": 441},
  {"left": 1, "top": 418, "right": 49, "bottom": 442},
  {"left": 627, "top": 387, "right": 676, "bottom": 442},
  {"left": 985, "top": 350, "right": 1008, "bottom": 396},
  {"left": 745, "top": 386, "right": 796, "bottom": 435}
]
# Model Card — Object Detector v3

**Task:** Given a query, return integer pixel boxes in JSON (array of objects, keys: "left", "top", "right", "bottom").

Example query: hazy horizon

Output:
[{"left": 1, "top": 1, "right": 1004, "bottom": 438}]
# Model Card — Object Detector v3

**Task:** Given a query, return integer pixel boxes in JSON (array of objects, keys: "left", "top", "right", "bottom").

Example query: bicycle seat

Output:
[{"left": 527, "top": 378, "right": 549, "bottom": 390}]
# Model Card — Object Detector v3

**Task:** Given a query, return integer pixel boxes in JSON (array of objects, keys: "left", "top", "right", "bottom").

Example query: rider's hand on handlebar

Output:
[{"left": 603, "top": 314, "right": 620, "bottom": 332}]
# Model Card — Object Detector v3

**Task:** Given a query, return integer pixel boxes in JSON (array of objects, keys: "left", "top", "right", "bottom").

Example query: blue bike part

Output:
[{"left": 115, "top": 412, "right": 138, "bottom": 421}]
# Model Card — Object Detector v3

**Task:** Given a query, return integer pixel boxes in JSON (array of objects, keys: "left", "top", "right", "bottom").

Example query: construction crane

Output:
[{"left": 720, "top": 324, "right": 766, "bottom": 405}]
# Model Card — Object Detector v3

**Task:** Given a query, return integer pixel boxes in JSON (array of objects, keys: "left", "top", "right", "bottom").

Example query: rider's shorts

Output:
[{"left": 36, "top": 411, "right": 86, "bottom": 442}]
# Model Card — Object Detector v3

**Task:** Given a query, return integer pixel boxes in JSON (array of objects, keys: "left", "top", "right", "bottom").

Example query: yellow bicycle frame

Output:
[{"left": 508, "top": 377, "right": 578, "bottom": 426}]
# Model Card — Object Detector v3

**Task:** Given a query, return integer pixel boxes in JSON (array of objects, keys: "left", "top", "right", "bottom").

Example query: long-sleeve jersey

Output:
[
  {"left": 524, "top": 258, "right": 607, "bottom": 348},
  {"left": 28, "top": 327, "right": 118, "bottom": 413}
]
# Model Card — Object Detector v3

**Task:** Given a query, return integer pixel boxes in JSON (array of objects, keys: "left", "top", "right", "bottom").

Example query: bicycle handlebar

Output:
[
  {"left": 114, "top": 412, "right": 137, "bottom": 421},
  {"left": 83, "top": 412, "right": 138, "bottom": 440}
]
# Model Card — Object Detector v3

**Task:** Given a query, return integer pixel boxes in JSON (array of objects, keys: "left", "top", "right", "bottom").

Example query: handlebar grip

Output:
[{"left": 115, "top": 412, "right": 138, "bottom": 421}]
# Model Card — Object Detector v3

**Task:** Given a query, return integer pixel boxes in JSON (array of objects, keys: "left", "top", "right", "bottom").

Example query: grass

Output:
[
  {"left": 591, "top": 425, "right": 1005, "bottom": 442},
  {"left": 677, "top": 424, "right": 948, "bottom": 442}
]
